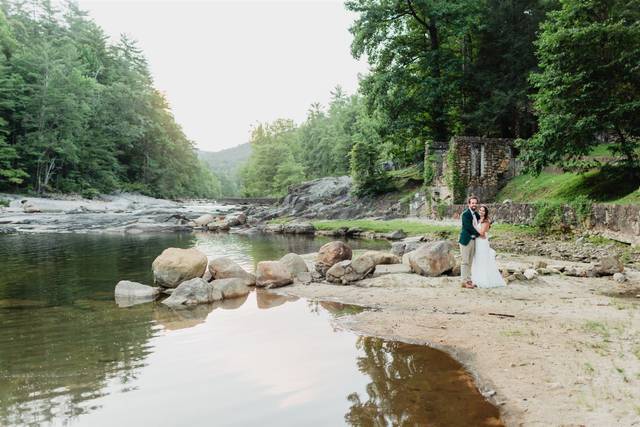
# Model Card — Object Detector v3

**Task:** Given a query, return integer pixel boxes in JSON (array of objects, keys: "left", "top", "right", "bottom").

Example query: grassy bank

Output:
[{"left": 496, "top": 168, "right": 640, "bottom": 205}]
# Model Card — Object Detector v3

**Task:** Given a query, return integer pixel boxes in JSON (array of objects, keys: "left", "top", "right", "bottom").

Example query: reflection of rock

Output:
[
  {"left": 256, "top": 260, "right": 293, "bottom": 288},
  {"left": 315, "top": 241, "right": 352, "bottom": 275},
  {"left": 152, "top": 247, "right": 208, "bottom": 288},
  {"left": 154, "top": 303, "right": 217, "bottom": 330},
  {"left": 161, "top": 278, "right": 223, "bottom": 306},
  {"left": 208, "top": 256, "right": 256, "bottom": 285},
  {"left": 219, "top": 293, "right": 249, "bottom": 310},
  {"left": 114, "top": 280, "right": 160, "bottom": 307},
  {"left": 211, "top": 278, "right": 251, "bottom": 299},
  {"left": 255, "top": 289, "right": 299, "bottom": 309}
]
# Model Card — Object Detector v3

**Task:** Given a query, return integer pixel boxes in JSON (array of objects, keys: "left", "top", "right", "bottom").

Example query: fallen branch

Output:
[{"left": 488, "top": 312, "right": 515, "bottom": 318}]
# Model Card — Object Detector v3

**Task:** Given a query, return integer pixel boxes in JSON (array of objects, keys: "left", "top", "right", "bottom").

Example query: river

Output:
[{"left": 0, "top": 232, "right": 502, "bottom": 426}]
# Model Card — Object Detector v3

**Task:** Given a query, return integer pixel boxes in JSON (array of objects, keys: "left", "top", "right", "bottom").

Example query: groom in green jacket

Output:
[{"left": 459, "top": 196, "right": 481, "bottom": 288}]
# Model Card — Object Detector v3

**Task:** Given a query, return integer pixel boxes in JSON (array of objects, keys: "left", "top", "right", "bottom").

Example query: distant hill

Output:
[{"left": 198, "top": 143, "right": 252, "bottom": 196}]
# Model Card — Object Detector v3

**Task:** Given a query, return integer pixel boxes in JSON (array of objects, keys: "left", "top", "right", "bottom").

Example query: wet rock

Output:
[
  {"left": 613, "top": 272, "right": 627, "bottom": 283},
  {"left": 591, "top": 256, "right": 624, "bottom": 276},
  {"left": 0, "top": 226, "right": 17, "bottom": 234},
  {"left": 279, "top": 253, "right": 309, "bottom": 278},
  {"left": 256, "top": 260, "right": 293, "bottom": 288},
  {"left": 161, "top": 278, "right": 223, "bottom": 306},
  {"left": 315, "top": 241, "right": 353, "bottom": 275},
  {"left": 192, "top": 214, "right": 215, "bottom": 227},
  {"left": 408, "top": 241, "right": 457, "bottom": 277},
  {"left": 115, "top": 280, "right": 160, "bottom": 298},
  {"left": 283, "top": 222, "right": 315, "bottom": 234},
  {"left": 208, "top": 257, "right": 256, "bottom": 286},
  {"left": 152, "top": 248, "right": 208, "bottom": 288},
  {"left": 211, "top": 278, "right": 251, "bottom": 299}
]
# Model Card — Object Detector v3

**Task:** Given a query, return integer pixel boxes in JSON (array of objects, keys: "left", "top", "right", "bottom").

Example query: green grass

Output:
[{"left": 496, "top": 166, "right": 640, "bottom": 205}]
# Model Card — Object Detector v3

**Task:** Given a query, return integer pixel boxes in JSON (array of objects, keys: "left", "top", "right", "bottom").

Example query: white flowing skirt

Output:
[{"left": 471, "top": 237, "right": 506, "bottom": 288}]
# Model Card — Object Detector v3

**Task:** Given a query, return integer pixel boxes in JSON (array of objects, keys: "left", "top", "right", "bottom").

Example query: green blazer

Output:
[{"left": 459, "top": 208, "right": 480, "bottom": 245}]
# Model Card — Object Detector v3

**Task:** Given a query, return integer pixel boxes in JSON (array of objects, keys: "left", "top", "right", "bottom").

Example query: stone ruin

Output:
[{"left": 414, "top": 136, "right": 520, "bottom": 215}]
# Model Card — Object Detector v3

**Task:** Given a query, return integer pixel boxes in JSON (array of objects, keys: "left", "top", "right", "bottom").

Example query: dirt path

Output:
[{"left": 278, "top": 253, "right": 640, "bottom": 426}]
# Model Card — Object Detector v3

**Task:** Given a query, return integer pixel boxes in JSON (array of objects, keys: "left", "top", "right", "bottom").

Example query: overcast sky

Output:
[{"left": 75, "top": 0, "right": 369, "bottom": 152}]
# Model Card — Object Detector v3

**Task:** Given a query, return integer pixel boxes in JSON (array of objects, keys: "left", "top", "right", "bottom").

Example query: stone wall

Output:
[{"left": 416, "top": 201, "right": 640, "bottom": 246}]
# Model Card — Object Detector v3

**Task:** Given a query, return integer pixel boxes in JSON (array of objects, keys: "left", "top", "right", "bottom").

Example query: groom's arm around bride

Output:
[{"left": 459, "top": 196, "right": 481, "bottom": 287}]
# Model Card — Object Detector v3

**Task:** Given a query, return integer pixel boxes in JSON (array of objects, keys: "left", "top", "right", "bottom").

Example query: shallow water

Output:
[{"left": 0, "top": 233, "right": 502, "bottom": 426}]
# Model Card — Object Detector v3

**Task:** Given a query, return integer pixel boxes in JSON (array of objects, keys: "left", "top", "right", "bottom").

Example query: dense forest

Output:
[
  {"left": 0, "top": 1, "right": 221, "bottom": 198},
  {"left": 240, "top": 0, "right": 639, "bottom": 197}
]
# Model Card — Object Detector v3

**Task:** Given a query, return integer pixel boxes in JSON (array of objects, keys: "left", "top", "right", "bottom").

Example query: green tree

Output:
[{"left": 521, "top": 0, "right": 640, "bottom": 172}]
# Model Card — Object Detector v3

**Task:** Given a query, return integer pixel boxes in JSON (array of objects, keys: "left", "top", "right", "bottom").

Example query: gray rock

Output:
[
  {"left": 283, "top": 222, "right": 316, "bottom": 234},
  {"left": 326, "top": 260, "right": 352, "bottom": 283},
  {"left": 279, "top": 253, "right": 309, "bottom": 277},
  {"left": 0, "top": 226, "right": 17, "bottom": 234},
  {"left": 408, "top": 241, "right": 456, "bottom": 277},
  {"left": 161, "top": 278, "right": 223, "bottom": 306},
  {"left": 260, "top": 223, "right": 284, "bottom": 233},
  {"left": 592, "top": 256, "right": 624, "bottom": 276},
  {"left": 256, "top": 261, "right": 293, "bottom": 288},
  {"left": 208, "top": 257, "right": 256, "bottom": 286},
  {"left": 391, "top": 242, "right": 406, "bottom": 257},
  {"left": 211, "top": 278, "right": 251, "bottom": 299},
  {"left": 152, "top": 247, "right": 209, "bottom": 288},
  {"left": 523, "top": 269, "right": 538, "bottom": 280},
  {"left": 207, "top": 221, "right": 231, "bottom": 232},
  {"left": 613, "top": 272, "right": 627, "bottom": 283},
  {"left": 384, "top": 229, "right": 407, "bottom": 240},
  {"left": 224, "top": 212, "right": 247, "bottom": 227},
  {"left": 115, "top": 280, "right": 161, "bottom": 298},
  {"left": 371, "top": 264, "right": 412, "bottom": 277},
  {"left": 192, "top": 214, "right": 215, "bottom": 227},
  {"left": 294, "top": 271, "right": 313, "bottom": 284}
]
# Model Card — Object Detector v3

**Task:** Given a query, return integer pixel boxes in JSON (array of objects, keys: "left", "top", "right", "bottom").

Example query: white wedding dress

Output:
[{"left": 471, "top": 222, "right": 506, "bottom": 288}]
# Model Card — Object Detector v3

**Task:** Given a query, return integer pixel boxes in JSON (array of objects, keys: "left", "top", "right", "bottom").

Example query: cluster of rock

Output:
[
  {"left": 114, "top": 246, "right": 315, "bottom": 308},
  {"left": 495, "top": 256, "right": 626, "bottom": 283}
]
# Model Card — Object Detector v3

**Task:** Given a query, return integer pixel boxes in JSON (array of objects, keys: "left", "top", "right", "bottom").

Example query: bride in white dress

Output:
[{"left": 471, "top": 205, "right": 506, "bottom": 288}]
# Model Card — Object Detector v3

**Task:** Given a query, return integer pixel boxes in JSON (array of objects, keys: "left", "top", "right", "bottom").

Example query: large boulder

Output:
[
  {"left": 279, "top": 253, "right": 309, "bottom": 277},
  {"left": 283, "top": 222, "right": 316, "bottom": 234},
  {"left": 208, "top": 257, "right": 256, "bottom": 286},
  {"left": 408, "top": 241, "right": 457, "bottom": 277},
  {"left": 256, "top": 261, "right": 293, "bottom": 288},
  {"left": 207, "top": 221, "right": 231, "bottom": 232},
  {"left": 315, "top": 241, "right": 352, "bottom": 275},
  {"left": 259, "top": 223, "right": 284, "bottom": 233},
  {"left": 591, "top": 256, "right": 624, "bottom": 276},
  {"left": 161, "top": 278, "right": 223, "bottom": 306},
  {"left": 211, "top": 278, "right": 251, "bottom": 299},
  {"left": 152, "top": 248, "right": 208, "bottom": 288},
  {"left": 192, "top": 214, "right": 215, "bottom": 227},
  {"left": 327, "top": 251, "right": 401, "bottom": 284}
]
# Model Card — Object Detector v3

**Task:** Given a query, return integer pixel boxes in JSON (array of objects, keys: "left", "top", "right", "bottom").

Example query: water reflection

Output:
[{"left": 345, "top": 337, "right": 504, "bottom": 427}]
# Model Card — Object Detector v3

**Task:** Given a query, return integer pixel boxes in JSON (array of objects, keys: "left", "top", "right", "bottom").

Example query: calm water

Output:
[{"left": 0, "top": 233, "right": 502, "bottom": 427}]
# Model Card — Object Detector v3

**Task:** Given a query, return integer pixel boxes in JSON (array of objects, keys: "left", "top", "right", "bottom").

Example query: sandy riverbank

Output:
[{"left": 277, "top": 253, "right": 640, "bottom": 426}]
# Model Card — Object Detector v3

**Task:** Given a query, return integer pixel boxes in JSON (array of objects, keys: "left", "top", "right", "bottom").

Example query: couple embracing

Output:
[{"left": 459, "top": 196, "right": 506, "bottom": 289}]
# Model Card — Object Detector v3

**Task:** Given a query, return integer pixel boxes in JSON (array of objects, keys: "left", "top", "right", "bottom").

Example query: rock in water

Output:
[
  {"left": 192, "top": 214, "right": 215, "bottom": 227},
  {"left": 211, "top": 278, "right": 251, "bottom": 299},
  {"left": 315, "top": 241, "right": 352, "bottom": 275},
  {"left": 115, "top": 280, "right": 161, "bottom": 307},
  {"left": 279, "top": 253, "right": 309, "bottom": 277},
  {"left": 208, "top": 257, "right": 256, "bottom": 286},
  {"left": 152, "top": 248, "right": 208, "bottom": 288},
  {"left": 224, "top": 212, "right": 247, "bottom": 227},
  {"left": 115, "top": 280, "right": 161, "bottom": 298},
  {"left": 408, "top": 241, "right": 456, "bottom": 277},
  {"left": 256, "top": 261, "right": 293, "bottom": 288},
  {"left": 161, "top": 278, "right": 223, "bottom": 306}
]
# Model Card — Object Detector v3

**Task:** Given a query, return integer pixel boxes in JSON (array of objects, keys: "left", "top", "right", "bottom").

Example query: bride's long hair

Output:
[{"left": 479, "top": 205, "right": 490, "bottom": 223}]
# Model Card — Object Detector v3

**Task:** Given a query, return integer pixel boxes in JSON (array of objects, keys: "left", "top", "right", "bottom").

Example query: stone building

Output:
[{"left": 416, "top": 136, "right": 519, "bottom": 214}]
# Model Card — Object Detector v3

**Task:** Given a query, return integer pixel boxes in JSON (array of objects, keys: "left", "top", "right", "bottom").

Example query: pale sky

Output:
[{"left": 75, "top": 0, "right": 369, "bottom": 152}]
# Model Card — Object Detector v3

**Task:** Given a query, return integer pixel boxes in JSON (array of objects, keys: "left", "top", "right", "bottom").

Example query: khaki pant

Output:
[{"left": 460, "top": 240, "right": 476, "bottom": 283}]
